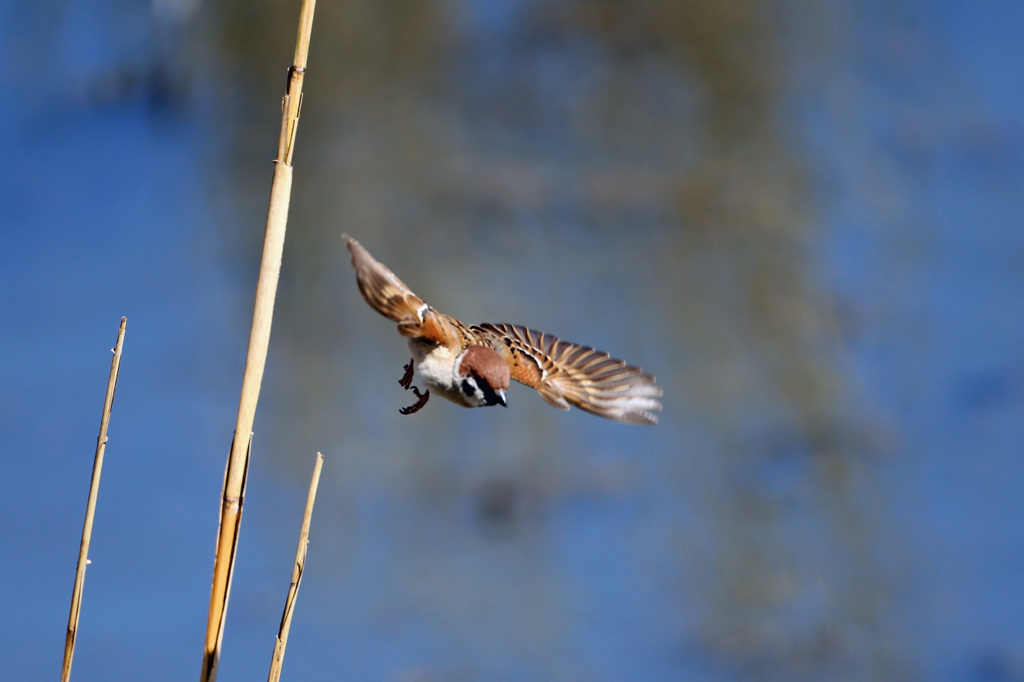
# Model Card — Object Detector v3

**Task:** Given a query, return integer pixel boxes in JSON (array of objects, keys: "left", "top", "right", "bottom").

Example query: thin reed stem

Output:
[
  {"left": 268, "top": 452, "right": 325, "bottom": 682},
  {"left": 61, "top": 316, "right": 127, "bottom": 682}
]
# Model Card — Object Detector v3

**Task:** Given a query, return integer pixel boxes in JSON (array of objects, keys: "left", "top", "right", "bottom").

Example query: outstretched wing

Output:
[
  {"left": 344, "top": 234, "right": 425, "bottom": 330},
  {"left": 345, "top": 234, "right": 455, "bottom": 342},
  {"left": 476, "top": 323, "right": 663, "bottom": 425}
]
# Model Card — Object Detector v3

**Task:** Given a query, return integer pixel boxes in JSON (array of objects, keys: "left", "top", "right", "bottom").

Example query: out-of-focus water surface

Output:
[{"left": 2, "top": 1, "right": 1022, "bottom": 679}]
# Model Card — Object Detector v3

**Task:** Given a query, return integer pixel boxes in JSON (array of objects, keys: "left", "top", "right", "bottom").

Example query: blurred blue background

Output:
[{"left": 2, "top": 0, "right": 1023, "bottom": 680}]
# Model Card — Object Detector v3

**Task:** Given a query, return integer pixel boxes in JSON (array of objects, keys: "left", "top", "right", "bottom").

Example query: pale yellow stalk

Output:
[
  {"left": 62, "top": 316, "right": 127, "bottom": 682},
  {"left": 268, "top": 452, "right": 325, "bottom": 682},
  {"left": 199, "top": 2, "right": 317, "bottom": 680}
]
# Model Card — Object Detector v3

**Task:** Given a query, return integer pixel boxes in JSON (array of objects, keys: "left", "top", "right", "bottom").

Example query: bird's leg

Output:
[
  {"left": 397, "top": 358, "right": 429, "bottom": 414},
  {"left": 398, "top": 359, "right": 415, "bottom": 389},
  {"left": 399, "top": 386, "right": 430, "bottom": 415}
]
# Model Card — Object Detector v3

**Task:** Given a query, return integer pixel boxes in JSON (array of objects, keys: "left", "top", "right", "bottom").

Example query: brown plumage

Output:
[
  {"left": 344, "top": 234, "right": 662, "bottom": 424},
  {"left": 475, "top": 323, "right": 662, "bottom": 425}
]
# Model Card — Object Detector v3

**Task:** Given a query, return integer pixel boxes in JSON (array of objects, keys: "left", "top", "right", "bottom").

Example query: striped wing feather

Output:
[
  {"left": 476, "top": 323, "right": 662, "bottom": 425},
  {"left": 345, "top": 234, "right": 431, "bottom": 339}
]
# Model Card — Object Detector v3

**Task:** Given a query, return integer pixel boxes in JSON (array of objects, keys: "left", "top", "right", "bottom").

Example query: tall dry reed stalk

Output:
[{"left": 200, "top": 2, "right": 318, "bottom": 680}]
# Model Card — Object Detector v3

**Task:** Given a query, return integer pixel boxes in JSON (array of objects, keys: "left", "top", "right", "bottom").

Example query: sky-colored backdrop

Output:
[{"left": 2, "top": 1, "right": 1023, "bottom": 680}]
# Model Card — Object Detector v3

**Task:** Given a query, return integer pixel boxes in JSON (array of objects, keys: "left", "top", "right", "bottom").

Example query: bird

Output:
[{"left": 343, "top": 234, "right": 663, "bottom": 424}]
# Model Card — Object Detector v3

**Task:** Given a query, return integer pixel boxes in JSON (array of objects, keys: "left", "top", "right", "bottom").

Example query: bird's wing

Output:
[
  {"left": 344, "top": 234, "right": 450, "bottom": 343},
  {"left": 476, "top": 323, "right": 663, "bottom": 425}
]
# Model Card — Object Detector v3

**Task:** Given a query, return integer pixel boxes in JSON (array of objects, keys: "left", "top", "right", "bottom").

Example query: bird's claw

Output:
[
  {"left": 399, "top": 386, "right": 430, "bottom": 415},
  {"left": 398, "top": 358, "right": 429, "bottom": 414},
  {"left": 398, "top": 359, "right": 415, "bottom": 389}
]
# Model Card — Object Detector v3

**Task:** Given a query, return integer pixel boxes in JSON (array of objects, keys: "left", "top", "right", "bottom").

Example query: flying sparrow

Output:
[{"left": 343, "top": 234, "right": 662, "bottom": 424}]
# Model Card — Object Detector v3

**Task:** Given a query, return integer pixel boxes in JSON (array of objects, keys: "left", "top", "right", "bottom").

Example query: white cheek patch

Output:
[{"left": 452, "top": 348, "right": 468, "bottom": 379}]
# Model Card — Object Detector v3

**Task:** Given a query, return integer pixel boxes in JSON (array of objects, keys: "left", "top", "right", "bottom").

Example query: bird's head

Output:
[{"left": 455, "top": 345, "right": 510, "bottom": 408}]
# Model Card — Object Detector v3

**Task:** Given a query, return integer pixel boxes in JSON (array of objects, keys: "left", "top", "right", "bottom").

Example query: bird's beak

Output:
[{"left": 496, "top": 389, "right": 507, "bottom": 407}]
